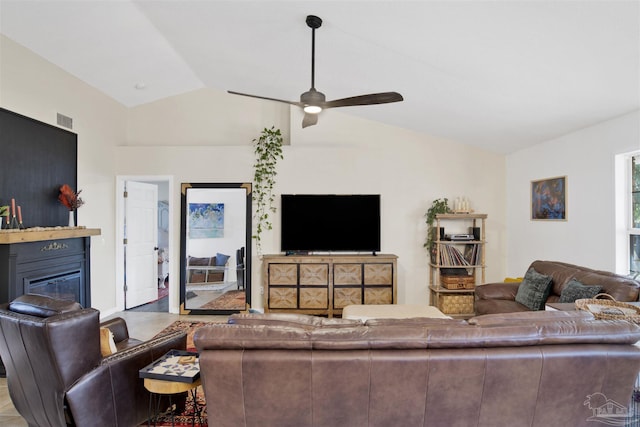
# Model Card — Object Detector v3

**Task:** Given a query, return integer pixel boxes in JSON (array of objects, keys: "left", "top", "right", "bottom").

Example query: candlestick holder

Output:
[{"left": 9, "top": 215, "right": 19, "bottom": 229}]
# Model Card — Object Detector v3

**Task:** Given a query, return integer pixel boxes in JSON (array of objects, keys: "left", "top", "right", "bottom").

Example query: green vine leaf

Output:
[
  {"left": 253, "top": 126, "right": 284, "bottom": 254},
  {"left": 424, "top": 198, "right": 451, "bottom": 251}
]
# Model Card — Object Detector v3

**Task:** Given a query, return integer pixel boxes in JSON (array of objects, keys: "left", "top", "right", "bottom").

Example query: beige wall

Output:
[
  {"left": 506, "top": 110, "right": 640, "bottom": 276},
  {"left": 0, "top": 35, "right": 125, "bottom": 312},
  {"left": 3, "top": 30, "right": 637, "bottom": 314},
  {"left": 118, "top": 93, "right": 507, "bottom": 310},
  {"left": 2, "top": 33, "right": 508, "bottom": 313}
]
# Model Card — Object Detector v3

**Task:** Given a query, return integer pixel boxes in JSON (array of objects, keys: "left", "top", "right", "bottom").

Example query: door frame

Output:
[{"left": 115, "top": 175, "right": 177, "bottom": 313}]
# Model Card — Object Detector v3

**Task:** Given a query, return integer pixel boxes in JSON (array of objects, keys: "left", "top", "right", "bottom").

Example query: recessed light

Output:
[{"left": 134, "top": 83, "right": 146, "bottom": 90}]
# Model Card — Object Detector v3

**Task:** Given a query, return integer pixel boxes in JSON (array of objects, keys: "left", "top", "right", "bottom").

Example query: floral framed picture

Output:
[{"left": 531, "top": 176, "right": 567, "bottom": 221}]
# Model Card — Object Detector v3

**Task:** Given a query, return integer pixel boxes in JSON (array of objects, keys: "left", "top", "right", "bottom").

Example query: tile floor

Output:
[{"left": 0, "top": 311, "right": 227, "bottom": 426}]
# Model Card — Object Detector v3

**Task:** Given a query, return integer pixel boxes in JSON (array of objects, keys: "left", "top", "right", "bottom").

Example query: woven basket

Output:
[
  {"left": 575, "top": 293, "right": 640, "bottom": 323},
  {"left": 438, "top": 294, "right": 474, "bottom": 315}
]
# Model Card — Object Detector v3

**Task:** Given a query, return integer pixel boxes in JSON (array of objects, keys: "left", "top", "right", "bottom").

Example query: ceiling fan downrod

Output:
[{"left": 306, "top": 15, "right": 322, "bottom": 90}]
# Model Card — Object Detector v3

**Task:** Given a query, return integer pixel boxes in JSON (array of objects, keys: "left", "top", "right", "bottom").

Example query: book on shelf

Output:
[{"left": 439, "top": 244, "right": 481, "bottom": 266}]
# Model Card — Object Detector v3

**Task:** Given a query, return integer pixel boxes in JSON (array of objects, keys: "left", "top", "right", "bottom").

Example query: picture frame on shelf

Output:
[{"left": 531, "top": 175, "right": 567, "bottom": 221}]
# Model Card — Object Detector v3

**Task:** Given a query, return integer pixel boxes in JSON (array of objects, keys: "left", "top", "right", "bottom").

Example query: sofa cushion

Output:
[
  {"left": 558, "top": 279, "right": 602, "bottom": 303},
  {"left": 515, "top": 268, "right": 553, "bottom": 310},
  {"left": 364, "top": 318, "right": 467, "bottom": 327},
  {"left": 228, "top": 312, "right": 362, "bottom": 329},
  {"left": 188, "top": 256, "right": 211, "bottom": 266},
  {"left": 468, "top": 309, "right": 594, "bottom": 326}
]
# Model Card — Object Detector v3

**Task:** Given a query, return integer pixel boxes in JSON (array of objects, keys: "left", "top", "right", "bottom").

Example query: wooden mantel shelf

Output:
[{"left": 0, "top": 227, "right": 101, "bottom": 244}]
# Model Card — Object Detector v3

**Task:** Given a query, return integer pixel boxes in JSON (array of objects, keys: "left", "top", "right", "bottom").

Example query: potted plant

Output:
[
  {"left": 424, "top": 198, "right": 451, "bottom": 263},
  {"left": 253, "top": 126, "right": 284, "bottom": 254}
]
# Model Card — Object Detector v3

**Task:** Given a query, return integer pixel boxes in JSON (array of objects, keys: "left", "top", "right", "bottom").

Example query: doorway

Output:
[{"left": 115, "top": 176, "right": 174, "bottom": 313}]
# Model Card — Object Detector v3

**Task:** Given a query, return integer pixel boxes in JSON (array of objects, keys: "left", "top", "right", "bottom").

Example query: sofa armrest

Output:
[
  {"left": 475, "top": 282, "right": 520, "bottom": 301},
  {"left": 100, "top": 317, "right": 129, "bottom": 343},
  {"left": 66, "top": 330, "right": 187, "bottom": 426}
]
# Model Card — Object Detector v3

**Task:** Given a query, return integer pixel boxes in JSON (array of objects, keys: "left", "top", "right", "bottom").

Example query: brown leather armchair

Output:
[{"left": 0, "top": 294, "right": 186, "bottom": 427}]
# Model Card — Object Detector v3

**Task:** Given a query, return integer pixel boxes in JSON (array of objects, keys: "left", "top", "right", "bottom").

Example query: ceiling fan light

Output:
[{"left": 304, "top": 105, "right": 322, "bottom": 114}]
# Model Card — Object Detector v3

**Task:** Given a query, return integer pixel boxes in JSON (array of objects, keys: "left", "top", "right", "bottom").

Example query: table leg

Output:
[{"left": 189, "top": 387, "right": 204, "bottom": 426}]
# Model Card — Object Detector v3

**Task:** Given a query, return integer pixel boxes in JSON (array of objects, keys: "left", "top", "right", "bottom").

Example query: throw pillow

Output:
[
  {"left": 514, "top": 267, "right": 553, "bottom": 310},
  {"left": 99, "top": 327, "right": 117, "bottom": 357},
  {"left": 559, "top": 279, "right": 602, "bottom": 303},
  {"left": 215, "top": 253, "right": 230, "bottom": 266}
]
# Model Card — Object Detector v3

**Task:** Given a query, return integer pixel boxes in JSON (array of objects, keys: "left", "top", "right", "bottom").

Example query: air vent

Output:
[{"left": 56, "top": 113, "right": 73, "bottom": 129}]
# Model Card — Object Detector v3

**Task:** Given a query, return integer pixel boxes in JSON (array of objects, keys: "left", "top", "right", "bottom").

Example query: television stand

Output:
[{"left": 262, "top": 253, "right": 397, "bottom": 317}]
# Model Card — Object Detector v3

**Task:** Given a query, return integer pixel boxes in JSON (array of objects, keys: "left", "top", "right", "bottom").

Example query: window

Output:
[{"left": 631, "top": 155, "right": 640, "bottom": 277}]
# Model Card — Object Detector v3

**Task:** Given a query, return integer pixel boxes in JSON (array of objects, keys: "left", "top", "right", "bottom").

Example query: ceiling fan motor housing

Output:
[{"left": 301, "top": 89, "right": 326, "bottom": 111}]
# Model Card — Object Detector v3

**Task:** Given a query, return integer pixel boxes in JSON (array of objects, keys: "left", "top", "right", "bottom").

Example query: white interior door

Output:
[{"left": 125, "top": 181, "right": 158, "bottom": 309}]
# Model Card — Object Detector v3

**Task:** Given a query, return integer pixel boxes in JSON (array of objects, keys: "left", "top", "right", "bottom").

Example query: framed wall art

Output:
[
  {"left": 188, "top": 202, "right": 225, "bottom": 238},
  {"left": 531, "top": 176, "right": 567, "bottom": 221}
]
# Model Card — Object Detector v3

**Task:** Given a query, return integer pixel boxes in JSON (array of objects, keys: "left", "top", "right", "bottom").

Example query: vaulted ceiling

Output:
[{"left": 1, "top": 1, "right": 638, "bottom": 153}]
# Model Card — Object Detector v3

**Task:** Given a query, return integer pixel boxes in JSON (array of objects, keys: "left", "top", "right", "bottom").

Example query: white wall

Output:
[
  {"left": 506, "top": 110, "right": 640, "bottom": 276},
  {"left": 2, "top": 34, "right": 508, "bottom": 313},
  {"left": 0, "top": 35, "right": 125, "bottom": 314},
  {"left": 117, "top": 96, "right": 507, "bottom": 310}
]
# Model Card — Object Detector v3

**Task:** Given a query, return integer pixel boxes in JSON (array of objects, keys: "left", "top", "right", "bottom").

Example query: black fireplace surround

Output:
[{"left": 0, "top": 237, "right": 91, "bottom": 308}]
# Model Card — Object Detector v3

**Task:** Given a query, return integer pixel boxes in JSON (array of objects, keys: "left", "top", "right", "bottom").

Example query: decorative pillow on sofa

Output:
[
  {"left": 558, "top": 279, "right": 602, "bottom": 303},
  {"left": 514, "top": 267, "right": 553, "bottom": 310},
  {"left": 215, "top": 253, "right": 230, "bottom": 266},
  {"left": 99, "top": 327, "right": 118, "bottom": 356}
]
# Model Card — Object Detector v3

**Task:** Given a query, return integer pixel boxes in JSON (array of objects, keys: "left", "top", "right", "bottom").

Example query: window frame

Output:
[{"left": 630, "top": 154, "right": 640, "bottom": 278}]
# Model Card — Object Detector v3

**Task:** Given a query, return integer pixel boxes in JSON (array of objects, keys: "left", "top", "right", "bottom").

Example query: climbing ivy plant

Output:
[
  {"left": 424, "top": 198, "right": 451, "bottom": 253},
  {"left": 253, "top": 126, "right": 284, "bottom": 253}
]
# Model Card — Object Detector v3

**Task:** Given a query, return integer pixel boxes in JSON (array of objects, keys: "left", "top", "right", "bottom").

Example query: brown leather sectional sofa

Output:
[
  {"left": 194, "top": 311, "right": 640, "bottom": 427},
  {"left": 475, "top": 260, "right": 640, "bottom": 315}
]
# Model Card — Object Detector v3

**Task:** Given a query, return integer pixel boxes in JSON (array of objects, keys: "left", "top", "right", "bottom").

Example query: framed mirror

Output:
[{"left": 180, "top": 183, "right": 252, "bottom": 314}]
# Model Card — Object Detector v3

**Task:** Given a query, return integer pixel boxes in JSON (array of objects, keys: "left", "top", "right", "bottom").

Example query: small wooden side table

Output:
[{"left": 139, "top": 350, "right": 203, "bottom": 427}]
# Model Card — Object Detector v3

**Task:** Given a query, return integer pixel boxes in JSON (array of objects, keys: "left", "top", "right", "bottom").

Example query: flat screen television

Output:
[{"left": 281, "top": 194, "right": 381, "bottom": 253}]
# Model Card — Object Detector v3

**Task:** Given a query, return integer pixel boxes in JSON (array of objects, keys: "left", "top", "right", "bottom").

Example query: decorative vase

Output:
[{"left": 68, "top": 211, "right": 75, "bottom": 227}]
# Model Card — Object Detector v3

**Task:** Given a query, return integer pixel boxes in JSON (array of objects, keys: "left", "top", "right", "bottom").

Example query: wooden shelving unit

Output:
[{"left": 429, "top": 213, "right": 486, "bottom": 318}]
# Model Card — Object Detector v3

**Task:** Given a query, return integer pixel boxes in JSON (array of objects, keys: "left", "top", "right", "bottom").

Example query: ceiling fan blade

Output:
[
  {"left": 302, "top": 113, "right": 318, "bottom": 128},
  {"left": 324, "top": 92, "right": 404, "bottom": 109},
  {"left": 228, "top": 90, "right": 303, "bottom": 107}
]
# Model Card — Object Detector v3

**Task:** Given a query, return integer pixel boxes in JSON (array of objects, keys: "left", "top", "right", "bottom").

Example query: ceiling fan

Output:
[{"left": 228, "top": 15, "right": 404, "bottom": 128}]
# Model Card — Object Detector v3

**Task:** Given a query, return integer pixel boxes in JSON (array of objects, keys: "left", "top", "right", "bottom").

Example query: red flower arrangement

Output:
[{"left": 58, "top": 184, "right": 84, "bottom": 211}]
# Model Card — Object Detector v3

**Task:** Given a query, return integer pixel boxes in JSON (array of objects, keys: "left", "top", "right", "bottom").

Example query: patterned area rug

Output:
[
  {"left": 142, "top": 386, "right": 208, "bottom": 427},
  {"left": 200, "top": 290, "right": 246, "bottom": 310},
  {"left": 144, "top": 320, "right": 228, "bottom": 426},
  {"left": 158, "top": 279, "right": 169, "bottom": 300},
  {"left": 153, "top": 320, "right": 225, "bottom": 351}
]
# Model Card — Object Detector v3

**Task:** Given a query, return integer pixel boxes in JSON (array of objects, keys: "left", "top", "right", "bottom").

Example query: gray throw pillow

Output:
[
  {"left": 515, "top": 267, "right": 553, "bottom": 310},
  {"left": 559, "top": 279, "right": 602, "bottom": 303}
]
